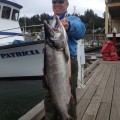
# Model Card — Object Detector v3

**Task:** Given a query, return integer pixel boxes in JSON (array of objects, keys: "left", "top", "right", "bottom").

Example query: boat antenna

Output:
[{"left": 73, "top": 6, "right": 77, "bottom": 16}]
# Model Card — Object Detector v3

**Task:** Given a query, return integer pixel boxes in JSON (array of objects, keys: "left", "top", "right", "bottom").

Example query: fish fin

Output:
[
  {"left": 64, "top": 47, "right": 69, "bottom": 62},
  {"left": 67, "top": 94, "right": 75, "bottom": 111},
  {"left": 44, "top": 75, "right": 50, "bottom": 88},
  {"left": 67, "top": 114, "right": 74, "bottom": 120},
  {"left": 69, "top": 77, "right": 72, "bottom": 87},
  {"left": 69, "top": 94, "right": 77, "bottom": 105}
]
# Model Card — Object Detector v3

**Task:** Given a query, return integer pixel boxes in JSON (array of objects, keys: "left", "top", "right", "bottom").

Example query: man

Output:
[{"left": 44, "top": 0, "right": 86, "bottom": 119}]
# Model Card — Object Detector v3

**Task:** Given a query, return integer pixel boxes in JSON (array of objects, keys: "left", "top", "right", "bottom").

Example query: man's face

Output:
[{"left": 52, "top": 0, "right": 69, "bottom": 16}]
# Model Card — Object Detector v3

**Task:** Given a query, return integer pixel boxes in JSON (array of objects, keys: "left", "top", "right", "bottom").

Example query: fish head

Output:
[{"left": 44, "top": 16, "right": 68, "bottom": 49}]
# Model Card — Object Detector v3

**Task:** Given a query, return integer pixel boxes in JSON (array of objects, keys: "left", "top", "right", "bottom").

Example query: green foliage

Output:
[
  {"left": 19, "top": 9, "right": 105, "bottom": 34},
  {"left": 79, "top": 9, "right": 105, "bottom": 34},
  {"left": 19, "top": 13, "right": 50, "bottom": 34}
]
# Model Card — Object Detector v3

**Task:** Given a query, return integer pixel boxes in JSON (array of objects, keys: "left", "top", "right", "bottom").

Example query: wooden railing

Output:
[{"left": 84, "top": 34, "right": 106, "bottom": 43}]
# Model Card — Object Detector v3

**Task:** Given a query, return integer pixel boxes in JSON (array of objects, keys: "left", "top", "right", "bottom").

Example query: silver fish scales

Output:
[{"left": 44, "top": 16, "right": 74, "bottom": 120}]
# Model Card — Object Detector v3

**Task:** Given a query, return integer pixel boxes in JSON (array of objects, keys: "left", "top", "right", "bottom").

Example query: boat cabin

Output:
[{"left": 0, "top": 0, "right": 24, "bottom": 45}]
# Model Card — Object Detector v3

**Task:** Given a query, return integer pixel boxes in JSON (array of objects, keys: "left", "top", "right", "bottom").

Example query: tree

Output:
[
  {"left": 19, "top": 13, "right": 50, "bottom": 33},
  {"left": 80, "top": 9, "right": 105, "bottom": 34},
  {"left": 19, "top": 9, "right": 105, "bottom": 34}
]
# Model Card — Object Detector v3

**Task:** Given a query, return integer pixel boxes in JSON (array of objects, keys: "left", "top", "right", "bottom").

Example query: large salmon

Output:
[{"left": 44, "top": 16, "right": 73, "bottom": 120}]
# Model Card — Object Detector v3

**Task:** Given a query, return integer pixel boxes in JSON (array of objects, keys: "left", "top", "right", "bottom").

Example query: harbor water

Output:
[{"left": 0, "top": 80, "right": 44, "bottom": 120}]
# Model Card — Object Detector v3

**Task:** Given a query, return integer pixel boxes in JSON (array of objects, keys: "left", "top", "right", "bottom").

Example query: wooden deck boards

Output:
[
  {"left": 77, "top": 60, "right": 120, "bottom": 120},
  {"left": 19, "top": 60, "right": 120, "bottom": 120}
]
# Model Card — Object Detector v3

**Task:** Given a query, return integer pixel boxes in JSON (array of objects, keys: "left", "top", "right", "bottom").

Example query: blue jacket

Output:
[{"left": 49, "top": 12, "right": 86, "bottom": 56}]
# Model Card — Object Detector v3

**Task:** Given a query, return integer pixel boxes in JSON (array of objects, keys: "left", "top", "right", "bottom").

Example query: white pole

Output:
[
  {"left": 24, "top": 15, "right": 26, "bottom": 34},
  {"left": 77, "top": 39, "right": 85, "bottom": 88}
]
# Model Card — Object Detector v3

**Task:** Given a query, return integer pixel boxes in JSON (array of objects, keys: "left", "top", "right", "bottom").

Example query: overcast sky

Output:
[{"left": 13, "top": 0, "right": 105, "bottom": 18}]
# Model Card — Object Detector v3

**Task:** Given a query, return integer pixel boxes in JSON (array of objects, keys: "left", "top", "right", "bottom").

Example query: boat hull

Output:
[{"left": 0, "top": 41, "right": 44, "bottom": 79}]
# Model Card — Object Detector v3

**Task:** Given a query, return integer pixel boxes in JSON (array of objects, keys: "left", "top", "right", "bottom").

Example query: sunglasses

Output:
[{"left": 52, "top": 0, "right": 64, "bottom": 4}]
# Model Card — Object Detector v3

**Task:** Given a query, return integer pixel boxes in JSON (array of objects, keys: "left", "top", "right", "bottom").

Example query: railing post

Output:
[{"left": 112, "top": 27, "right": 117, "bottom": 49}]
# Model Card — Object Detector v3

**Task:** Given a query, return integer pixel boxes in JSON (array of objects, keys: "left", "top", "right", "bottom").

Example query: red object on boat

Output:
[{"left": 101, "top": 40, "right": 118, "bottom": 61}]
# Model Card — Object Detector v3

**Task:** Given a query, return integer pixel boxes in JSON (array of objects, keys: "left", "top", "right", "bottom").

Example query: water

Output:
[
  {"left": 85, "top": 50, "right": 102, "bottom": 58},
  {"left": 0, "top": 80, "right": 44, "bottom": 120}
]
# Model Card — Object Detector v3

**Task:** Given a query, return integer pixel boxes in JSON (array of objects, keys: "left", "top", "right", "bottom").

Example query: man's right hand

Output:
[{"left": 61, "top": 18, "right": 69, "bottom": 31}]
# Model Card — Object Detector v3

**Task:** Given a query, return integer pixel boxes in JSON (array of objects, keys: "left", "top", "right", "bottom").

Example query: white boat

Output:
[
  {"left": 0, "top": 0, "right": 85, "bottom": 82},
  {"left": 0, "top": 0, "right": 44, "bottom": 79}
]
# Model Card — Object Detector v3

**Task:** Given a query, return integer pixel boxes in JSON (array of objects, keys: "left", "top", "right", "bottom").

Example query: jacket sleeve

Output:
[{"left": 67, "top": 16, "right": 86, "bottom": 40}]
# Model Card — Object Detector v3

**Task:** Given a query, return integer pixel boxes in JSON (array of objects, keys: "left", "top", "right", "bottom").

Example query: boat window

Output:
[
  {"left": 1, "top": 6, "right": 11, "bottom": 19},
  {"left": 11, "top": 9, "right": 19, "bottom": 21}
]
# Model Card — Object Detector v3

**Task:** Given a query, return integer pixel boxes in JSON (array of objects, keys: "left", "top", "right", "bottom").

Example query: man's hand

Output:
[{"left": 61, "top": 18, "right": 69, "bottom": 31}]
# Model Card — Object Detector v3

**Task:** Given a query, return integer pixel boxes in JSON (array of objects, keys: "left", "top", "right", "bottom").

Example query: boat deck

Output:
[
  {"left": 19, "top": 60, "right": 120, "bottom": 120},
  {"left": 76, "top": 60, "right": 120, "bottom": 120}
]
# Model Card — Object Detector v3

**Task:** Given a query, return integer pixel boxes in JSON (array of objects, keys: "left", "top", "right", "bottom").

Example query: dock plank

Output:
[
  {"left": 81, "top": 64, "right": 112, "bottom": 120},
  {"left": 95, "top": 65, "right": 116, "bottom": 120},
  {"left": 110, "top": 64, "right": 120, "bottom": 120},
  {"left": 114, "top": 64, "right": 120, "bottom": 87},
  {"left": 77, "top": 63, "right": 108, "bottom": 120},
  {"left": 18, "top": 101, "right": 45, "bottom": 120},
  {"left": 76, "top": 64, "right": 103, "bottom": 104},
  {"left": 77, "top": 85, "right": 98, "bottom": 120},
  {"left": 110, "top": 87, "right": 120, "bottom": 120},
  {"left": 84, "top": 59, "right": 99, "bottom": 78}
]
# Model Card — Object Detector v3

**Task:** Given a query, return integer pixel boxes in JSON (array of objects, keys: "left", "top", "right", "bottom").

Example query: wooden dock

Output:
[
  {"left": 76, "top": 60, "right": 120, "bottom": 120},
  {"left": 19, "top": 60, "right": 120, "bottom": 120}
]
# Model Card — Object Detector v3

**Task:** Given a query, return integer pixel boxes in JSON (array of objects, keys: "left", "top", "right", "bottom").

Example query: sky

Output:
[{"left": 13, "top": 0, "right": 105, "bottom": 18}]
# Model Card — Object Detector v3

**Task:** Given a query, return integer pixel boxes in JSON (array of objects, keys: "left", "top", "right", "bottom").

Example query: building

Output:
[
  {"left": 105, "top": 0, "right": 120, "bottom": 34},
  {"left": 105, "top": 0, "right": 120, "bottom": 56}
]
